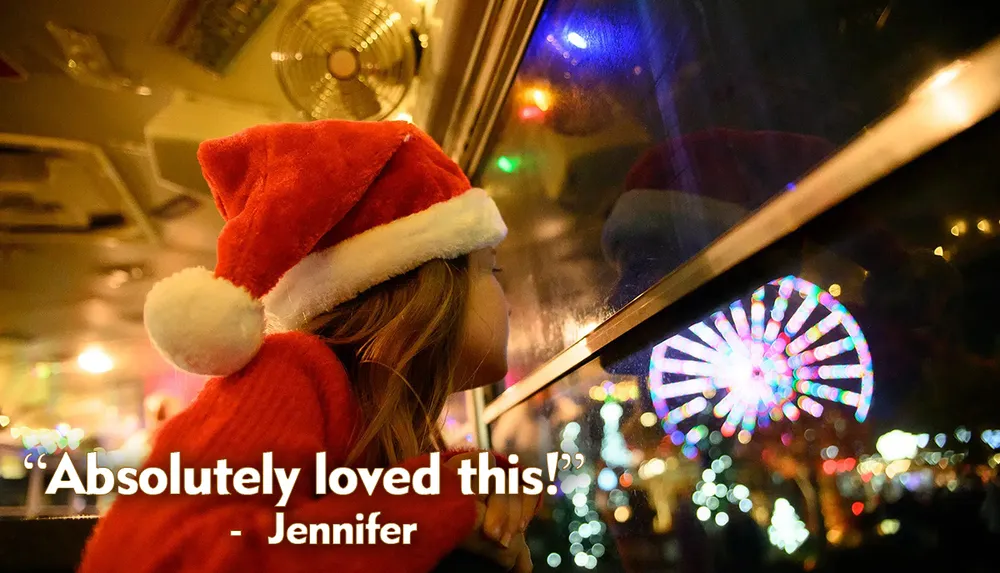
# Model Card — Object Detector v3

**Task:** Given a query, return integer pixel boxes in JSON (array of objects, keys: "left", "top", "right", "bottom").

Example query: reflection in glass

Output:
[
  {"left": 491, "top": 114, "right": 1000, "bottom": 571},
  {"left": 479, "top": 0, "right": 1000, "bottom": 384},
  {"left": 440, "top": 392, "right": 476, "bottom": 448}
]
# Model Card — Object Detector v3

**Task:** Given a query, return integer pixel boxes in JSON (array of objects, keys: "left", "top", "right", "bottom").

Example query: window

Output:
[
  {"left": 490, "top": 110, "right": 1000, "bottom": 571},
  {"left": 476, "top": 0, "right": 1000, "bottom": 387}
]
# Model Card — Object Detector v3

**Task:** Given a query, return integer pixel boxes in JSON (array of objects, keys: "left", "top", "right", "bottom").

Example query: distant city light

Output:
[
  {"left": 876, "top": 430, "right": 919, "bottom": 461},
  {"left": 546, "top": 553, "right": 561, "bottom": 567},
  {"left": 878, "top": 519, "right": 900, "bottom": 536},
  {"left": 769, "top": 498, "right": 809, "bottom": 554},
  {"left": 613, "top": 506, "right": 631, "bottom": 522},
  {"left": 981, "top": 429, "right": 1000, "bottom": 449},
  {"left": 597, "top": 468, "right": 618, "bottom": 490},
  {"left": 955, "top": 426, "right": 972, "bottom": 443},
  {"left": 638, "top": 459, "right": 665, "bottom": 480}
]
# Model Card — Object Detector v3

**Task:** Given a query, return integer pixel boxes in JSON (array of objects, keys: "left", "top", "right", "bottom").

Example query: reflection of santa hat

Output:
[
  {"left": 601, "top": 129, "right": 834, "bottom": 374},
  {"left": 603, "top": 128, "right": 834, "bottom": 269},
  {"left": 144, "top": 120, "right": 507, "bottom": 377}
]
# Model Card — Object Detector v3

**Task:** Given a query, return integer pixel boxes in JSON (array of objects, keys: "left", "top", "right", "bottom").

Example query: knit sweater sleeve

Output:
[{"left": 78, "top": 333, "right": 483, "bottom": 573}]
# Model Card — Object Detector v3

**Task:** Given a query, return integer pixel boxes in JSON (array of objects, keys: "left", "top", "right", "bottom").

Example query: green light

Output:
[{"left": 497, "top": 156, "right": 518, "bottom": 173}]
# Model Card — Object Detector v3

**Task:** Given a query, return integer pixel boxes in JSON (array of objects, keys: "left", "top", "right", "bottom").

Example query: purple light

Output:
[
  {"left": 566, "top": 32, "right": 588, "bottom": 49},
  {"left": 648, "top": 276, "right": 875, "bottom": 442}
]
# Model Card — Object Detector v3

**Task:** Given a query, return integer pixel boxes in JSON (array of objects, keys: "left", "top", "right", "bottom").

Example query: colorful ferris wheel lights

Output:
[{"left": 649, "top": 276, "right": 874, "bottom": 440}]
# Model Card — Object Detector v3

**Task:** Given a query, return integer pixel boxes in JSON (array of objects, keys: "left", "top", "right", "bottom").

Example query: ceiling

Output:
[{"left": 0, "top": 0, "right": 478, "bottom": 448}]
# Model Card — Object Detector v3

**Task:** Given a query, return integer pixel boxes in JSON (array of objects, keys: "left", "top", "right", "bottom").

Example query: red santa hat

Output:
[
  {"left": 144, "top": 120, "right": 507, "bottom": 377},
  {"left": 602, "top": 128, "right": 835, "bottom": 269}
]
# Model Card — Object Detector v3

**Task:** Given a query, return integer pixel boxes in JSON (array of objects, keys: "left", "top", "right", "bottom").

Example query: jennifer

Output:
[{"left": 267, "top": 511, "right": 418, "bottom": 545}]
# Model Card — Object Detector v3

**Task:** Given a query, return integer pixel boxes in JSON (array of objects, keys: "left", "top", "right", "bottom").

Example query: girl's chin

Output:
[{"left": 457, "top": 362, "right": 509, "bottom": 392}]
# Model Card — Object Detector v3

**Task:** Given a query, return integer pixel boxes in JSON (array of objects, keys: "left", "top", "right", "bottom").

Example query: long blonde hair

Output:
[{"left": 308, "top": 256, "right": 470, "bottom": 467}]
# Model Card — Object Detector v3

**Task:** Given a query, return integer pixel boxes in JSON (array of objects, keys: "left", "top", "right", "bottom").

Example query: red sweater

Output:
[{"left": 79, "top": 332, "right": 485, "bottom": 572}]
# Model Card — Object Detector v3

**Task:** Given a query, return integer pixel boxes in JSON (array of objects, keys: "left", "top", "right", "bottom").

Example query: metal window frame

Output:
[
  {"left": 441, "top": 0, "right": 548, "bottom": 171},
  {"left": 470, "top": 37, "right": 1000, "bottom": 427}
]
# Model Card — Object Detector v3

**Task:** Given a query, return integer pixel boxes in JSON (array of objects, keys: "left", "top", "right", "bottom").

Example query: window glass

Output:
[
  {"left": 490, "top": 112, "right": 1000, "bottom": 572},
  {"left": 441, "top": 392, "right": 477, "bottom": 448},
  {"left": 479, "top": 0, "right": 1000, "bottom": 382}
]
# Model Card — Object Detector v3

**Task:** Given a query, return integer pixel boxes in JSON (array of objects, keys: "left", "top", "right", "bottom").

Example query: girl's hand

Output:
[
  {"left": 445, "top": 451, "right": 541, "bottom": 547},
  {"left": 460, "top": 501, "right": 533, "bottom": 572}
]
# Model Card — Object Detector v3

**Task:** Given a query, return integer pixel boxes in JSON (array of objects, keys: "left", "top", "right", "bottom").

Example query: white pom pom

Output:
[{"left": 144, "top": 267, "right": 265, "bottom": 377}]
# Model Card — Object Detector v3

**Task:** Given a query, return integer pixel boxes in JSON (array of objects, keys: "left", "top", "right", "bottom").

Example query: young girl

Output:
[{"left": 79, "top": 120, "right": 537, "bottom": 572}]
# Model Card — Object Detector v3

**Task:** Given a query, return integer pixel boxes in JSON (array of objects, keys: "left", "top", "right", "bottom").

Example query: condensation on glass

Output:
[
  {"left": 490, "top": 112, "right": 1000, "bottom": 571},
  {"left": 476, "top": 0, "right": 1000, "bottom": 385}
]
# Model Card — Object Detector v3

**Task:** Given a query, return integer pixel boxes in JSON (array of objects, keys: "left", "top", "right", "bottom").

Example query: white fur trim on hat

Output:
[
  {"left": 144, "top": 267, "right": 265, "bottom": 377},
  {"left": 263, "top": 188, "right": 507, "bottom": 332},
  {"left": 601, "top": 189, "right": 747, "bottom": 265}
]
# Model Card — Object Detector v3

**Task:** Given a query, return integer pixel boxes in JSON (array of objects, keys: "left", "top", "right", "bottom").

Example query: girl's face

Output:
[{"left": 456, "top": 247, "right": 510, "bottom": 389}]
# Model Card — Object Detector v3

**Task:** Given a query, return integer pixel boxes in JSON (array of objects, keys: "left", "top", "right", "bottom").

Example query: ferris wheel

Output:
[{"left": 648, "top": 276, "right": 874, "bottom": 445}]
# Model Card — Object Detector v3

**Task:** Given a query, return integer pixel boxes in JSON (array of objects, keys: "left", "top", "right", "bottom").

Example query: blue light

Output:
[
  {"left": 566, "top": 32, "right": 588, "bottom": 49},
  {"left": 597, "top": 468, "right": 618, "bottom": 491}
]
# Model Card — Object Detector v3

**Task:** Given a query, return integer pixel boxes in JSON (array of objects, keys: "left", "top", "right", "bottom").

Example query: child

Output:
[{"left": 79, "top": 120, "right": 537, "bottom": 572}]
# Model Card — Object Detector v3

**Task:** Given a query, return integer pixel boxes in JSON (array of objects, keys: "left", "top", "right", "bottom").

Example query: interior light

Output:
[
  {"left": 78, "top": 347, "right": 113, "bottom": 374},
  {"left": 392, "top": 112, "right": 413, "bottom": 123},
  {"left": 530, "top": 88, "right": 552, "bottom": 111},
  {"left": 933, "top": 246, "right": 944, "bottom": 257},
  {"left": 915, "top": 61, "right": 968, "bottom": 95},
  {"left": 518, "top": 105, "right": 544, "bottom": 121},
  {"left": 496, "top": 156, "right": 519, "bottom": 173},
  {"left": 566, "top": 32, "right": 588, "bottom": 49},
  {"left": 977, "top": 219, "right": 991, "bottom": 233}
]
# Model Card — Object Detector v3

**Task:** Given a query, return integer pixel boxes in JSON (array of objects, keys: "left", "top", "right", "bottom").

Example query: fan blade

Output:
[{"left": 337, "top": 77, "right": 383, "bottom": 120}]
